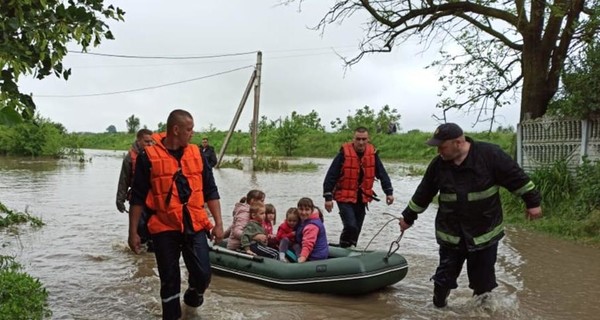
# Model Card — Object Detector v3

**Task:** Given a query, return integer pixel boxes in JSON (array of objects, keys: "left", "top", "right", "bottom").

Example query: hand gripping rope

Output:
[{"left": 363, "top": 212, "right": 405, "bottom": 259}]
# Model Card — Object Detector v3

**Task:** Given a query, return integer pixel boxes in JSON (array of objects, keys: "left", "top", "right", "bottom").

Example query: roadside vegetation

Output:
[
  {"left": 0, "top": 202, "right": 51, "bottom": 319},
  {"left": 0, "top": 114, "right": 83, "bottom": 159}
]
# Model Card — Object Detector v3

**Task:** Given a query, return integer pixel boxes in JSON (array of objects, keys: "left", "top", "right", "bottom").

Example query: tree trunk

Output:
[{"left": 520, "top": 38, "right": 555, "bottom": 121}]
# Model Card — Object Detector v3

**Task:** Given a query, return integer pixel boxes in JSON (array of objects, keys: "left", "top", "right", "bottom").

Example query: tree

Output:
[
  {"left": 296, "top": 0, "right": 599, "bottom": 125},
  {"left": 330, "top": 105, "right": 401, "bottom": 134},
  {"left": 275, "top": 115, "right": 302, "bottom": 156},
  {"left": 0, "top": 0, "right": 124, "bottom": 125},
  {"left": 274, "top": 110, "right": 325, "bottom": 156},
  {"left": 157, "top": 122, "right": 166, "bottom": 132},
  {"left": 125, "top": 114, "right": 140, "bottom": 134},
  {"left": 106, "top": 125, "right": 117, "bottom": 133},
  {"left": 549, "top": 40, "right": 600, "bottom": 118}
]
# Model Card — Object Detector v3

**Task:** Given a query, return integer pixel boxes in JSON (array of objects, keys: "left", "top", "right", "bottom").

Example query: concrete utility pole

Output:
[
  {"left": 216, "top": 51, "right": 262, "bottom": 171},
  {"left": 251, "top": 51, "right": 262, "bottom": 160}
]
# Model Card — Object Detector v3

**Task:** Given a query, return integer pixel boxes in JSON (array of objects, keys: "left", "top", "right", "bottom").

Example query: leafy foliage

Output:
[
  {"left": 0, "top": 0, "right": 124, "bottom": 125},
  {"left": 330, "top": 105, "right": 401, "bottom": 134},
  {"left": 0, "top": 257, "right": 51, "bottom": 319},
  {"left": 105, "top": 125, "right": 117, "bottom": 133},
  {"left": 272, "top": 110, "right": 325, "bottom": 156},
  {"left": 548, "top": 40, "right": 600, "bottom": 118},
  {"left": 125, "top": 114, "right": 140, "bottom": 134},
  {"left": 0, "top": 201, "right": 44, "bottom": 228},
  {"left": 502, "top": 160, "right": 600, "bottom": 243},
  {"left": 0, "top": 114, "right": 82, "bottom": 157}
]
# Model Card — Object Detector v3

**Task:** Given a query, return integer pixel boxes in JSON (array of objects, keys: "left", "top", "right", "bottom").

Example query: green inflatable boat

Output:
[{"left": 208, "top": 243, "right": 408, "bottom": 295}]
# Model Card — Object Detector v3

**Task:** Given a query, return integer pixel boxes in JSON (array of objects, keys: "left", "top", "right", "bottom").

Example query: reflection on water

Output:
[{"left": 0, "top": 149, "right": 599, "bottom": 319}]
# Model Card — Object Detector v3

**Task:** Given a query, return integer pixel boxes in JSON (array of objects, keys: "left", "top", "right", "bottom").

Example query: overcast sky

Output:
[{"left": 21, "top": 0, "right": 520, "bottom": 133}]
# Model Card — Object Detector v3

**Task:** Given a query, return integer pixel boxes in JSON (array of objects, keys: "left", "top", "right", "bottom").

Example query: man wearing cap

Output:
[{"left": 398, "top": 123, "right": 542, "bottom": 308}]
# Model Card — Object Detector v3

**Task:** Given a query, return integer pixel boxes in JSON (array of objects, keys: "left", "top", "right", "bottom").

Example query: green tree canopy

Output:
[
  {"left": 106, "top": 125, "right": 117, "bottom": 133},
  {"left": 549, "top": 40, "right": 600, "bottom": 118},
  {"left": 330, "top": 105, "right": 401, "bottom": 134},
  {"left": 0, "top": 0, "right": 124, "bottom": 125},
  {"left": 125, "top": 114, "right": 140, "bottom": 134}
]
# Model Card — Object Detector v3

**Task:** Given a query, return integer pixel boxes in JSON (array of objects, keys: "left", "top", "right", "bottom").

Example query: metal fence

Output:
[{"left": 516, "top": 117, "right": 600, "bottom": 172}]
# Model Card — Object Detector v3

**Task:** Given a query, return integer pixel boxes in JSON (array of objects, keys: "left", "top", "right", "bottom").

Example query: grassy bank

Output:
[
  {"left": 501, "top": 161, "right": 600, "bottom": 246},
  {"left": 76, "top": 129, "right": 515, "bottom": 162}
]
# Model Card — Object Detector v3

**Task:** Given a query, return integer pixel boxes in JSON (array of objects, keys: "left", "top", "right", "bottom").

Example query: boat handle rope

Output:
[{"left": 363, "top": 212, "right": 404, "bottom": 258}]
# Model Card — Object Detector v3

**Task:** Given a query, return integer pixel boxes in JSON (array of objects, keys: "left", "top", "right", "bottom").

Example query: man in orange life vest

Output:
[
  {"left": 128, "top": 109, "right": 224, "bottom": 320},
  {"left": 323, "top": 126, "right": 394, "bottom": 248},
  {"left": 116, "top": 128, "right": 155, "bottom": 249}
]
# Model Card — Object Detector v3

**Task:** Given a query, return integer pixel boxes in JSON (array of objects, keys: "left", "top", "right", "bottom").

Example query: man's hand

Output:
[
  {"left": 398, "top": 218, "right": 412, "bottom": 232},
  {"left": 386, "top": 195, "right": 394, "bottom": 205},
  {"left": 526, "top": 206, "right": 542, "bottom": 221},
  {"left": 116, "top": 201, "right": 126, "bottom": 213},
  {"left": 211, "top": 223, "right": 224, "bottom": 244},
  {"left": 128, "top": 232, "right": 141, "bottom": 254},
  {"left": 298, "top": 256, "right": 307, "bottom": 263},
  {"left": 324, "top": 200, "right": 333, "bottom": 213}
]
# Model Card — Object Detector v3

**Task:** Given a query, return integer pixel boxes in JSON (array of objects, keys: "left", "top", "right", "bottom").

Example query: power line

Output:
[
  {"left": 67, "top": 48, "right": 357, "bottom": 69},
  {"left": 36, "top": 65, "right": 254, "bottom": 98},
  {"left": 71, "top": 50, "right": 258, "bottom": 60}
]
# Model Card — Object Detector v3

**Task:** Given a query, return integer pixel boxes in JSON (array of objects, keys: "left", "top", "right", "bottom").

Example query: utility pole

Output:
[{"left": 251, "top": 51, "right": 262, "bottom": 160}]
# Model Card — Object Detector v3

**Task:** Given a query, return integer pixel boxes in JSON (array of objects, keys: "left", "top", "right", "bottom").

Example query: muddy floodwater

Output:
[{"left": 1, "top": 149, "right": 598, "bottom": 319}]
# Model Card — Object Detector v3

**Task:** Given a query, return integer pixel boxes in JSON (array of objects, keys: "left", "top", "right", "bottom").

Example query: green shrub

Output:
[{"left": 0, "top": 257, "right": 52, "bottom": 319}]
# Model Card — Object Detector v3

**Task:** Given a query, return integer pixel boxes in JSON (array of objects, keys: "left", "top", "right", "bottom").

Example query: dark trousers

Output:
[
  {"left": 249, "top": 242, "right": 279, "bottom": 260},
  {"left": 432, "top": 241, "right": 499, "bottom": 295},
  {"left": 337, "top": 202, "right": 367, "bottom": 248},
  {"left": 152, "top": 230, "right": 211, "bottom": 320}
]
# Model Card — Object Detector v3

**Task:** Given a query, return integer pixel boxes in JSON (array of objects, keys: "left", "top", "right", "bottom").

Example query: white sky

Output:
[{"left": 20, "top": 0, "right": 520, "bottom": 133}]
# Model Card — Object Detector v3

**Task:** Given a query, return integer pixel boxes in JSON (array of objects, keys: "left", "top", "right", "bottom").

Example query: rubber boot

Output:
[
  {"left": 433, "top": 284, "right": 450, "bottom": 308},
  {"left": 183, "top": 288, "right": 204, "bottom": 308}
]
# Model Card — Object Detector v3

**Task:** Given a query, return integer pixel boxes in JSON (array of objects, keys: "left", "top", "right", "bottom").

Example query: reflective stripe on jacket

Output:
[
  {"left": 144, "top": 135, "right": 212, "bottom": 234},
  {"left": 405, "top": 138, "right": 539, "bottom": 251},
  {"left": 333, "top": 143, "right": 376, "bottom": 203}
]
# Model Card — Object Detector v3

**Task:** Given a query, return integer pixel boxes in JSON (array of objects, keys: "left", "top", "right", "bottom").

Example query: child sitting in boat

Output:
[
  {"left": 296, "top": 197, "right": 329, "bottom": 263},
  {"left": 225, "top": 189, "right": 265, "bottom": 250},
  {"left": 241, "top": 202, "right": 280, "bottom": 260},
  {"left": 276, "top": 207, "right": 300, "bottom": 261},
  {"left": 263, "top": 203, "right": 278, "bottom": 248}
]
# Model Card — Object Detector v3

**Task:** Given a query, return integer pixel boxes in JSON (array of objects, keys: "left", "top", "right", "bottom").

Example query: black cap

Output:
[{"left": 426, "top": 123, "right": 464, "bottom": 146}]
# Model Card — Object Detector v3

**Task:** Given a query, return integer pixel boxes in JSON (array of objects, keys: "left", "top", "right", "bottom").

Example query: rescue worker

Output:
[
  {"left": 323, "top": 126, "right": 394, "bottom": 248},
  {"left": 398, "top": 123, "right": 542, "bottom": 308},
  {"left": 128, "top": 109, "right": 224, "bottom": 320},
  {"left": 199, "top": 137, "right": 217, "bottom": 168},
  {"left": 115, "top": 128, "right": 154, "bottom": 249}
]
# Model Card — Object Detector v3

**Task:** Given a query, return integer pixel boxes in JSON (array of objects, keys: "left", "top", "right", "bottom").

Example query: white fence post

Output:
[
  {"left": 580, "top": 119, "right": 589, "bottom": 164},
  {"left": 516, "top": 123, "right": 523, "bottom": 167}
]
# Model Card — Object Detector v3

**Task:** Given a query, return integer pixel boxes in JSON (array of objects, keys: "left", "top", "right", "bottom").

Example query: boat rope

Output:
[{"left": 363, "top": 212, "right": 404, "bottom": 258}]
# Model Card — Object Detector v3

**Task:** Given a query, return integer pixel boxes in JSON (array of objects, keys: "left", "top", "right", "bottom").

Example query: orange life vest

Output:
[
  {"left": 128, "top": 148, "right": 138, "bottom": 184},
  {"left": 144, "top": 134, "right": 212, "bottom": 234},
  {"left": 333, "top": 143, "right": 376, "bottom": 203}
]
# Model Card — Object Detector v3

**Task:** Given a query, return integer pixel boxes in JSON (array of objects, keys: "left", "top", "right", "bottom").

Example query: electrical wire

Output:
[
  {"left": 70, "top": 50, "right": 258, "bottom": 60},
  {"left": 36, "top": 65, "right": 254, "bottom": 98}
]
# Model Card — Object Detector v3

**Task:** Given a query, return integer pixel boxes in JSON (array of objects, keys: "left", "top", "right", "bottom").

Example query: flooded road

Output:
[{"left": 0, "top": 149, "right": 598, "bottom": 319}]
